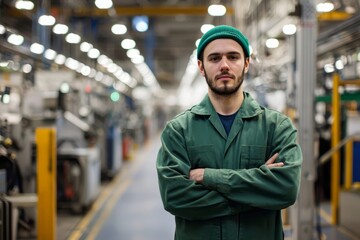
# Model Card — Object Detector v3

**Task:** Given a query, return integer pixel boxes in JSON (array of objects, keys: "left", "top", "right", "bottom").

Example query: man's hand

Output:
[
  {"left": 265, "top": 153, "right": 284, "bottom": 168},
  {"left": 189, "top": 154, "right": 283, "bottom": 183},
  {"left": 189, "top": 168, "right": 205, "bottom": 183}
]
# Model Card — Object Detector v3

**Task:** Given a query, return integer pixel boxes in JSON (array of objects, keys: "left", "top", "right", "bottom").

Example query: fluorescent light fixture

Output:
[
  {"left": 195, "top": 39, "right": 201, "bottom": 47},
  {"left": 15, "top": 0, "right": 34, "bottom": 10},
  {"left": 22, "top": 64, "right": 32, "bottom": 73},
  {"left": 80, "top": 42, "right": 93, "bottom": 52},
  {"left": 282, "top": 24, "right": 297, "bottom": 35},
  {"left": 7, "top": 34, "right": 24, "bottom": 45},
  {"left": 121, "top": 39, "right": 136, "bottom": 49},
  {"left": 89, "top": 68, "right": 97, "bottom": 78},
  {"left": 55, "top": 54, "right": 66, "bottom": 65},
  {"left": 53, "top": 24, "right": 69, "bottom": 34},
  {"left": 65, "top": 33, "right": 81, "bottom": 44},
  {"left": 30, "top": 43, "right": 45, "bottom": 54},
  {"left": 87, "top": 48, "right": 100, "bottom": 59},
  {"left": 324, "top": 63, "right": 334, "bottom": 73},
  {"left": 60, "top": 82, "right": 70, "bottom": 93},
  {"left": 0, "top": 24, "right": 5, "bottom": 34},
  {"left": 95, "top": 72, "right": 104, "bottom": 81},
  {"left": 265, "top": 38, "right": 279, "bottom": 48},
  {"left": 107, "top": 63, "right": 118, "bottom": 73},
  {"left": 131, "top": 55, "right": 144, "bottom": 64},
  {"left": 316, "top": 2, "right": 334, "bottom": 12},
  {"left": 133, "top": 16, "right": 148, "bottom": 32},
  {"left": 208, "top": 4, "right": 226, "bottom": 16},
  {"left": 38, "top": 15, "right": 56, "bottom": 26},
  {"left": 97, "top": 55, "right": 111, "bottom": 66},
  {"left": 111, "top": 24, "right": 127, "bottom": 35},
  {"left": 126, "top": 49, "right": 140, "bottom": 58},
  {"left": 44, "top": 49, "right": 57, "bottom": 60},
  {"left": 201, "top": 24, "right": 214, "bottom": 34},
  {"left": 95, "top": 0, "right": 113, "bottom": 9},
  {"left": 81, "top": 65, "right": 91, "bottom": 76},
  {"left": 335, "top": 60, "right": 344, "bottom": 70},
  {"left": 65, "top": 57, "right": 79, "bottom": 70}
]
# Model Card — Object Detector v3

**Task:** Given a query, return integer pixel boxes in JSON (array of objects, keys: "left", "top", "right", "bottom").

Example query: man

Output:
[{"left": 156, "top": 25, "right": 302, "bottom": 240}]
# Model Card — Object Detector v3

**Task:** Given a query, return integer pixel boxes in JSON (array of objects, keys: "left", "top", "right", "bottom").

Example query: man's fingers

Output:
[
  {"left": 268, "top": 162, "right": 284, "bottom": 168},
  {"left": 265, "top": 153, "right": 279, "bottom": 165}
]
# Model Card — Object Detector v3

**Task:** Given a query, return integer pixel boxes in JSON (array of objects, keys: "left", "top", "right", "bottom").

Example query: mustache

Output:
[{"left": 215, "top": 72, "right": 235, "bottom": 80}]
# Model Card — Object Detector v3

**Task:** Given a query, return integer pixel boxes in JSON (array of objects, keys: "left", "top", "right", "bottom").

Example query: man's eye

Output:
[
  {"left": 228, "top": 55, "right": 239, "bottom": 60},
  {"left": 209, "top": 56, "right": 220, "bottom": 61}
]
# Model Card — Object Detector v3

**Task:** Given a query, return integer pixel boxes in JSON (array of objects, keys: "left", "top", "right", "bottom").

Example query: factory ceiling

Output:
[
  {"left": 0, "top": 0, "right": 238, "bottom": 94},
  {"left": 1, "top": 0, "right": 359, "bottom": 101}
]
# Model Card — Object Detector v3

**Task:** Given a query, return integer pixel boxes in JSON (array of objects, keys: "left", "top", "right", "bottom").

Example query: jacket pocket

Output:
[
  {"left": 240, "top": 145, "right": 268, "bottom": 169},
  {"left": 188, "top": 145, "right": 217, "bottom": 168}
]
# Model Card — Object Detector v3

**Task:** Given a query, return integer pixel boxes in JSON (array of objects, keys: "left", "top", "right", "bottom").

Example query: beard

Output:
[{"left": 204, "top": 68, "right": 245, "bottom": 96}]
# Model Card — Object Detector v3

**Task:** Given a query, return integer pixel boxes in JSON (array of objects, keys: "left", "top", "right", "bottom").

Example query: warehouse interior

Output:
[{"left": 1, "top": 0, "right": 360, "bottom": 239}]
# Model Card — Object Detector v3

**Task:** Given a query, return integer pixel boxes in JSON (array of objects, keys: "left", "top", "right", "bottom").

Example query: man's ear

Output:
[
  {"left": 244, "top": 58, "right": 250, "bottom": 73},
  {"left": 198, "top": 60, "right": 205, "bottom": 76}
]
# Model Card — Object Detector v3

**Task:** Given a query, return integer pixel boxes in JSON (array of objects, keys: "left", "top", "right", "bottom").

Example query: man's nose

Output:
[{"left": 220, "top": 57, "right": 230, "bottom": 71}]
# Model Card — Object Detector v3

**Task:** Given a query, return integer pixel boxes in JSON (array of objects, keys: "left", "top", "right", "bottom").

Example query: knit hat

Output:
[{"left": 197, "top": 25, "right": 250, "bottom": 59}]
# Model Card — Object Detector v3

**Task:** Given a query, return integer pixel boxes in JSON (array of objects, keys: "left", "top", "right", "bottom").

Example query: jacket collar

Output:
[{"left": 190, "top": 91, "right": 263, "bottom": 119}]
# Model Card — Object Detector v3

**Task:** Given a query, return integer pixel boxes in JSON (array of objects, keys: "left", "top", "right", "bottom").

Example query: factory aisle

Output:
[
  {"left": 61, "top": 133, "right": 359, "bottom": 240},
  {"left": 64, "top": 134, "right": 175, "bottom": 240}
]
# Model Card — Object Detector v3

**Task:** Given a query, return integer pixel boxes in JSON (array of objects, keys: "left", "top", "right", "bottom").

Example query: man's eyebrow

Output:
[{"left": 208, "top": 51, "right": 241, "bottom": 56}]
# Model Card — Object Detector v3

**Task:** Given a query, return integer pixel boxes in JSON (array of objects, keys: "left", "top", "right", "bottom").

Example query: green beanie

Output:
[{"left": 197, "top": 25, "right": 250, "bottom": 59}]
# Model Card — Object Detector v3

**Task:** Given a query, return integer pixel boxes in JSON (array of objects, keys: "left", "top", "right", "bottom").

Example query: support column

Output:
[
  {"left": 292, "top": 0, "right": 317, "bottom": 239},
  {"left": 36, "top": 128, "right": 57, "bottom": 240}
]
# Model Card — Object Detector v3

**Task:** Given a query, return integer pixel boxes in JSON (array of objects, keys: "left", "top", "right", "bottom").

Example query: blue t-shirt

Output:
[{"left": 218, "top": 111, "right": 238, "bottom": 136}]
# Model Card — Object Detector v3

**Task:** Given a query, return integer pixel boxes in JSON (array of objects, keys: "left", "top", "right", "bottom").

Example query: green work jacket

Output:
[{"left": 156, "top": 92, "right": 302, "bottom": 240}]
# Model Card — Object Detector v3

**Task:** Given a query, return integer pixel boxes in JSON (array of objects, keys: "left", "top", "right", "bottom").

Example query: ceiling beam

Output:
[{"left": 61, "top": 6, "right": 234, "bottom": 17}]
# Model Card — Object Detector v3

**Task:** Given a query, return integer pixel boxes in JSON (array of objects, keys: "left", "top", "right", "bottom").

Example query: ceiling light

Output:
[
  {"left": 65, "top": 58, "right": 79, "bottom": 70},
  {"left": 89, "top": 69, "right": 97, "bottom": 78},
  {"left": 335, "top": 59, "right": 344, "bottom": 70},
  {"left": 88, "top": 48, "right": 100, "bottom": 59},
  {"left": 22, "top": 64, "right": 32, "bottom": 73},
  {"left": 0, "top": 61, "right": 9, "bottom": 68},
  {"left": 111, "top": 24, "right": 127, "bottom": 35},
  {"left": 95, "top": 0, "right": 113, "bottom": 9},
  {"left": 38, "top": 15, "right": 56, "bottom": 26},
  {"left": 97, "top": 55, "right": 111, "bottom": 66},
  {"left": 15, "top": 0, "right": 34, "bottom": 10},
  {"left": 53, "top": 24, "right": 69, "bottom": 34},
  {"left": 60, "top": 82, "right": 70, "bottom": 93},
  {"left": 44, "top": 49, "right": 57, "bottom": 60},
  {"left": 265, "top": 38, "right": 279, "bottom": 48},
  {"left": 7, "top": 34, "right": 24, "bottom": 45},
  {"left": 80, "top": 42, "right": 93, "bottom": 52},
  {"left": 121, "top": 39, "right": 136, "bottom": 49},
  {"left": 208, "top": 4, "right": 226, "bottom": 16},
  {"left": 81, "top": 65, "right": 91, "bottom": 76},
  {"left": 324, "top": 63, "right": 334, "bottom": 73},
  {"left": 131, "top": 55, "right": 144, "bottom": 64},
  {"left": 316, "top": 2, "right": 334, "bottom": 12},
  {"left": 126, "top": 49, "right": 140, "bottom": 58},
  {"left": 55, "top": 54, "right": 66, "bottom": 65},
  {"left": 65, "top": 33, "right": 81, "bottom": 44},
  {"left": 195, "top": 39, "right": 201, "bottom": 47},
  {"left": 0, "top": 24, "right": 5, "bottom": 34},
  {"left": 133, "top": 16, "right": 148, "bottom": 32},
  {"left": 107, "top": 63, "right": 118, "bottom": 73},
  {"left": 95, "top": 72, "right": 104, "bottom": 81},
  {"left": 282, "top": 24, "right": 297, "bottom": 35},
  {"left": 30, "top": 43, "right": 45, "bottom": 54},
  {"left": 200, "top": 24, "right": 214, "bottom": 34}
]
